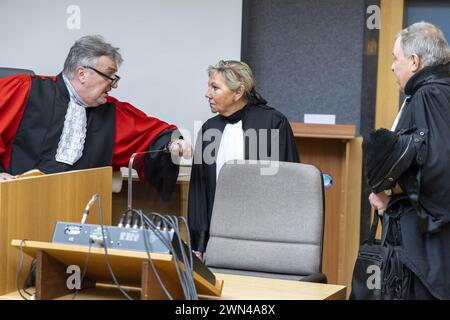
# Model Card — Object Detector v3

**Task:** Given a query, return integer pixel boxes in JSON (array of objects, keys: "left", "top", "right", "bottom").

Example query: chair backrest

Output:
[
  {"left": 205, "top": 160, "right": 325, "bottom": 279},
  {"left": 0, "top": 67, "right": 34, "bottom": 78}
]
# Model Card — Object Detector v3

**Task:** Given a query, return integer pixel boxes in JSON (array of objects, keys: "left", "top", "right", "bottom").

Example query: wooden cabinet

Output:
[{"left": 291, "top": 123, "right": 361, "bottom": 289}]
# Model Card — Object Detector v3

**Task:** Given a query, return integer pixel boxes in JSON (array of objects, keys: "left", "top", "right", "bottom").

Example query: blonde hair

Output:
[{"left": 207, "top": 60, "right": 255, "bottom": 101}]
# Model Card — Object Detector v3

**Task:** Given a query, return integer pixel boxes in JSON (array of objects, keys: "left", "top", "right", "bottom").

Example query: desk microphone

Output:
[{"left": 81, "top": 193, "right": 99, "bottom": 224}]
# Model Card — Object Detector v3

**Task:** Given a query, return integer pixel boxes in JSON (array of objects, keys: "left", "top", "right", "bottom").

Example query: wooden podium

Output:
[
  {"left": 0, "top": 167, "right": 112, "bottom": 295},
  {"left": 11, "top": 240, "right": 223, "bottom": 300},
  {"left": 291, "top": 123, "right": 362, "bottom": 292}
]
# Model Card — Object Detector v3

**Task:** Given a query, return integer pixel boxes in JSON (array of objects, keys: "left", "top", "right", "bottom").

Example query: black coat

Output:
[{"left": 394, "top": 63, "right": 450, "bottom": 299}]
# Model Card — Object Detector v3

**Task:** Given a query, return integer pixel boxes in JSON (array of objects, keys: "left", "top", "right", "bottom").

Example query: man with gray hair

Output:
[
  {"left": 0, "top": 35, "right": 190, "bottom": 199},
  {"left": 367, "top": 22, "right": 450, "bottom": 299}
]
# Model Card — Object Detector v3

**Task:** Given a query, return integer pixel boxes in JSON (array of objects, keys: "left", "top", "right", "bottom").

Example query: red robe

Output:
[{"left": 0, "top": 73, "right": 177, "bottom": 188}]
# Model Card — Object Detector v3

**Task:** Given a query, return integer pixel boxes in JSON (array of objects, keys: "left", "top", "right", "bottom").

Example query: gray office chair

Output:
[
  {"left": 0, "top": 67, "right": 34, "bottom": 78},
  {"left": 205, "top": 160, "right": 327, "bottom": 283}
]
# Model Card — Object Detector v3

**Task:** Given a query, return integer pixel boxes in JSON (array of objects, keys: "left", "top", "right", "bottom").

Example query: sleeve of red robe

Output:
[
  {"left": 110, "top": 97, "right": 180, "bottom": 200},
  {"left": 0, "top": 75, "right": 32, "bottom": 172}
]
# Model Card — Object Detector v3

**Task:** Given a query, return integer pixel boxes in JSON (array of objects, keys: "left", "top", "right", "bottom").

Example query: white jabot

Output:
[
  {"left": 391, "top": 96, "right": 411, "bottom": 132},
  {"left": 55, "top": 75, "right": 89, "bottom": 165},
  {"left": 216, "top": 121, "right": 244, "bottom": 180}
]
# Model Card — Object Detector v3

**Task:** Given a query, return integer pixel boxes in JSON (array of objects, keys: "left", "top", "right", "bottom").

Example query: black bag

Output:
[{"left": 350, "top": 197, "right": 412, "bottom": 300}]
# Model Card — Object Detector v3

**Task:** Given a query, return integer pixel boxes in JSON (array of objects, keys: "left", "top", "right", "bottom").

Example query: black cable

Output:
[
  {"left": 117, "top": 211, "right": 127, "bottom": 227},
  {"left": 178, "top": 215, "right": 194, "bottom": 271},
  {"left": 118, "top": 208, "right": 135, "bottom": 227},
  {"left": 175, "top": 216, "right": 196, "bottom": 300},
  {"left": 168, "top": 214, "right": 197, "bottom": 299},
  {"left": 96, "top": 202, "right": 197, "bottom": 300},
  {"left": 99, "top": 203, "right": 185, "bottom": 300},
  {"left": 174, "top": 218, "right": 197, "bottom": 299},
  {"left": 132, "top": 214, "right": 141, "bottom": 229},
  {"left": 96, "top": 194, "right": 134, "bottom": 300},
  {"left": 127, "top": 208, "right": 173, "bottom": 298},
  {"left": 17, "top": 240, "right": 30, "bottom": 300},
  {"left": 137, "top": 210, "right": 173, "bottom": 299},
  {"left": 125, "top": 209, "right": 134, "bottom": 228},
  {"left": 141, "top": 213, "right": 188, "bottom": 297},
  {"left": 165, "top": 215, "right": 193, "bottom": 299},
  {"left": 22, "top": 258, "right": 36, "bottom": 297},
  {"left": 141, "top": 212, "right": 190, "bottom": 297},
  {"left": 142, "top": 212, "right": 197, "bottom": 299},
  {"left": 161, "top": 213, "right": 196, "bottom": 299},
  {"left": 176, "top": 215, "right": 197, "bottom": 296},
  {"left": 71, "top": 241, "right": 92, "bottom": 300}
]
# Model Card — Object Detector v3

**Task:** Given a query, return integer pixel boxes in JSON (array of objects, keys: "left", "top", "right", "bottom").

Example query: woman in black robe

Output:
[{"left": 188, "top": 60, "right": 299, "bottom": 260}]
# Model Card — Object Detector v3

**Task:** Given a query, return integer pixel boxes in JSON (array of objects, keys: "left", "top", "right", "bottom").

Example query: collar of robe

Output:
[
  {"left": 220, "top": 105, "right": 247, "bottom": 124},
  {"left": 219, "top": 89, "right": 269, "bottom": 124},
  {"left": 404, "top": 62, "right": 450, "bottom": 95},
  {"left": 55, "top": 75, "right": 89, "bottom": 165}
]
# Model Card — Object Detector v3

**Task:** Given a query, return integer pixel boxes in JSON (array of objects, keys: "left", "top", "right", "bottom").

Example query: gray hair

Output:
[
  {"left": 396, "top": 22, "right": 450, "bottom": 67},
  {"left": 63, "top": 35, "right": 123, "bottom": 77},
  {"left": 207, "top": 60, "right": 255, "bottom": 101}
]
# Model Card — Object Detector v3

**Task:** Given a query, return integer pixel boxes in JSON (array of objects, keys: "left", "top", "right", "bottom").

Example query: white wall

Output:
[{"left": 0, "top": 0, "right": 242, "bottom": 146}]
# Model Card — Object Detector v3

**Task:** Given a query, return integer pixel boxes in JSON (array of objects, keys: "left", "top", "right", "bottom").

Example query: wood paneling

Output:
[
  {"left": 291, "top": 123, "right": 356, "bottom": 139},
  {"left": 341, "top": 137, "right": 363, "bottom": 295},
  {"left": 297, "top": 138, "right": 345, "bottom": 284},
  {"left": 376, "top": 0, "right": 405, "bottom": 129},
  {"left": 291, "top": 123, "right": 362, "bottom": 286},
  {"left": 0, "top": 167, "right": 112, "bottom": 295},
  {"left": 293, "top": 123, "right": 361, "bottom": 289}
]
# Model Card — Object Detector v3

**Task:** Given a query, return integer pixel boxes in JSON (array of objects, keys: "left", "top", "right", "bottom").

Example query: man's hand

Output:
[
  {"left": 168, "top": 139, "right": 192, "bottom": 159},
  {"left": 0, "top": 173, "right": 15, "bottom": 181},
  {"left": 369, "top": 192, "right": 390, "bottom": 216}
]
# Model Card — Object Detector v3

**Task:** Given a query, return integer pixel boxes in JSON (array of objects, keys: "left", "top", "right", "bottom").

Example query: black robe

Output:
[
  {"left": 394, "top": 63, "right": 450, "bottom": 299},
  {"left": 188, "top": 102, "right": 300, "bottom": 252}
]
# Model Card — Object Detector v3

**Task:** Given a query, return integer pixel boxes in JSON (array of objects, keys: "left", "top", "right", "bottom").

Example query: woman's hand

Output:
[{"left": 369, "top": 192, "right": 390, "bottom": 216}]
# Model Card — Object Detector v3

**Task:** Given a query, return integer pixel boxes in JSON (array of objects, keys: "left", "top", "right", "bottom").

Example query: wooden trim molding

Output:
[
  {"left": 375, "top": 0, "right": 405, "bottom": 129},
  {"left": 290, "top": 123, "right": 356, "bottom": 140}
]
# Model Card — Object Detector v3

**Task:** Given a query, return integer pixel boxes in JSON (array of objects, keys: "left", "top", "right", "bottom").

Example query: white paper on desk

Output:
[{"left": 304, "top": 114, "right": 336, "bottom": 125}]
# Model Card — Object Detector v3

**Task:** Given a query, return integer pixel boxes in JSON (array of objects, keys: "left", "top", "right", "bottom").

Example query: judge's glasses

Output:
[{"left": 84, "top": 66, "right": 121, "bottom": 86}]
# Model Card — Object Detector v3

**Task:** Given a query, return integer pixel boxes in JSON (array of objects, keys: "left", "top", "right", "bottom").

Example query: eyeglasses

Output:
[{"left": 84, "top": 66, "right": 121, "bottom": 86}]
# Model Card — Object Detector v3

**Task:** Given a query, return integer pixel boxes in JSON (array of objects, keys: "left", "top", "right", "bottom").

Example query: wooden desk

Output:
[
  {"left": 10, "top": 239, "right": 222, "bottom": 300},
  {"left": 212, "top": 273, "right": 345, "bottom": 300},
  {"left": 5, "top": 240, "right": 345, "bottom": 300},
  {"left": 0, "top": 275, "right": 345, "bottom": 301}
]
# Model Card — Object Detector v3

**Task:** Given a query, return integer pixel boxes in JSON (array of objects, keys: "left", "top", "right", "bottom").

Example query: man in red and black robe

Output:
[{"left": 0, "top": 35, "right": 189, "bottom": 199}]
